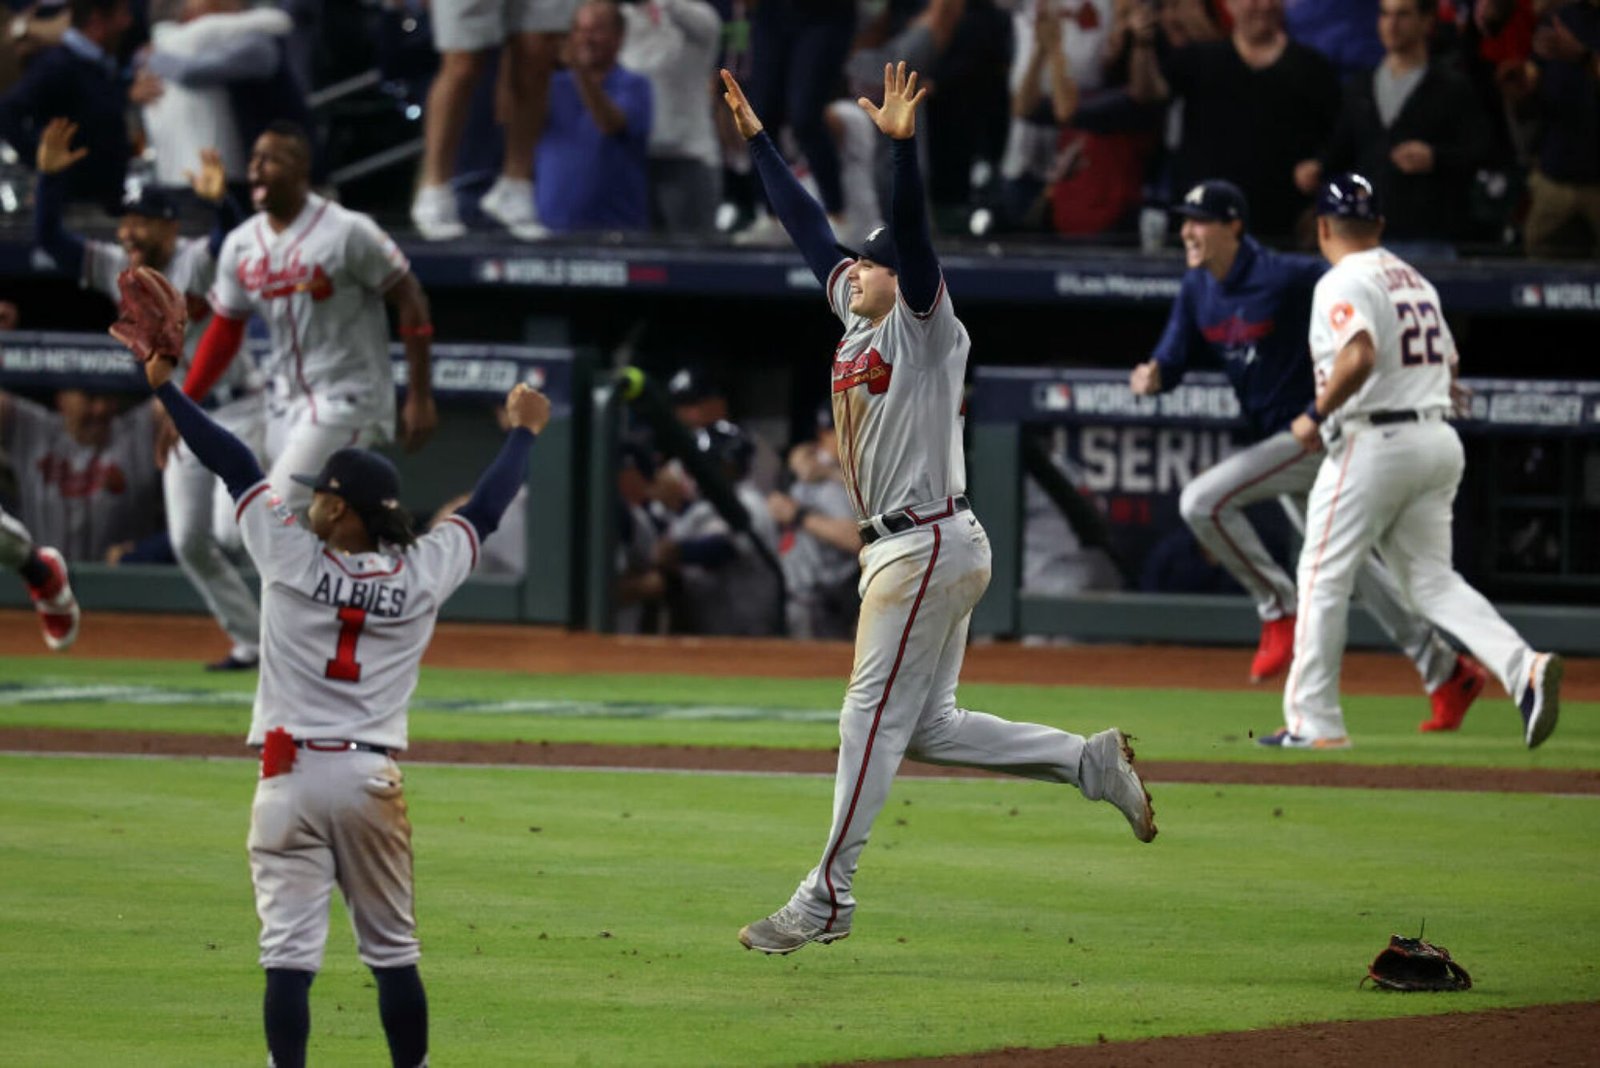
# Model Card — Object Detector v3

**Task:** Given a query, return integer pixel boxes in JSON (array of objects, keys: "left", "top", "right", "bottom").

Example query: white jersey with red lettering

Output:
[
  {"left": 210, "top": 194, "right": 406, "bottom": 435},
  {"left": 825, "top": 258, "right": 968, "bottom": 520},
  {"left": 235, "top": 479, "right": 479, "bottom": 749}
]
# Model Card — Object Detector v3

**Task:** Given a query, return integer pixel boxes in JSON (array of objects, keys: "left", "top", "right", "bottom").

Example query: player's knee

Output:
[{"left": 1177, "top": 480, "right": 1215, "bottom": 528}]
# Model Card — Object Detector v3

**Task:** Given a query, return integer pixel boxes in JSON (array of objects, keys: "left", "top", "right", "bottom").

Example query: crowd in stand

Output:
[{"left": 0, "top": 0, "right": 1594, "bottom": 255}]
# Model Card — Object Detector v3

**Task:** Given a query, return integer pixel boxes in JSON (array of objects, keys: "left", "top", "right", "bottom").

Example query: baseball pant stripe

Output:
[
  {"left": 1287, "top": 439, "right": 1357, "bottom": 736},
  {"left": 1209, "top": 447, "right": 1311, "bottom": 617},
  {"left": 821, "top": 524, "right": 941, "bottom": 931}
]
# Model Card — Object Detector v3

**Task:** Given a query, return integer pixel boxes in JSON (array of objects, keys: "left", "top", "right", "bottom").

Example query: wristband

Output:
[
  {"left": 792, "top": 505, "right": 812, "bottom": 528},
  {"left": 1305, "top": 401, "right": 1326, "bottom": 425},
  {"left": 399, "top": 323, "right": 434, "bottom": 339}
]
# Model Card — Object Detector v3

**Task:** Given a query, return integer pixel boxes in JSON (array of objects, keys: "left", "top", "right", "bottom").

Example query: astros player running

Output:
[
  {"left": 1263, "top": 175, "right": 1563, "bottom": 750},
  {"left": 34, "top": 117, "right": 268, "bottom": 670},
  {"left": 112, "top": 264, "right": 549, "bottom": 1068},
  {"left": 722, "top": 63, "right": 1156, "bottom": 957},
  {"left": 1130, "top": 179, "right": 1480, "bottom": 733},
  {"left": 182, "top": 121, "right": 439, "bottom": 515}
]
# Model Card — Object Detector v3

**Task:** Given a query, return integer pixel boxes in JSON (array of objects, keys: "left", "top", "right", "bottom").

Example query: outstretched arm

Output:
[
  {"left": 32, "top": 118, "right": 88, "bottom": 279},
  {"left": 721, "top": 69, "right": 843, "bottom": 285},
  {"left": 453, "top": 385, "right": 550, "bottom": 540},
  {"left": 185, "top": 147, "right": 245, "bottom": 259},
  {"left": 860, "top": 62, "right": 941, "bottom": 314},
  {"left": 183, "top": 311, "right": 248, "bottom": 401}
]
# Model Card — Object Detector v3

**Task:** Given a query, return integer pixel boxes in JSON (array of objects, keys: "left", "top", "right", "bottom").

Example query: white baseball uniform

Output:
[
  {"left": 85, "top": 236, "right": 267, "bottom": 661},
  {"left": 210, "top": 194, "right": 407, "bottom": 513},
  {"left": 1283, "top": 247, "right": 1542, "bottom": 740},
  {"left": 236, "top": 477, "right": 480, "bottom": 972},
  {"left": 785, "top": 260, "right": 1108, "bottom": 936},
  {"left": 664, "top": 480, "right": 782, "bottom": 636}
]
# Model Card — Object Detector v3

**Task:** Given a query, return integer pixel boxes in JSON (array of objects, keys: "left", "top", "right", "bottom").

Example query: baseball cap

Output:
[
  {"left": 1316, "top": 173, "right": 1382, "bottom": 220},
  {"left": 836, "top": 225, "right": 900, "bottom": 273},
  {"left": 121, "top": 186, "right": 180, "bottom": 221},
  {"left": 1171, "top": 180, "right": 1248, "bottom": 225},
  {"left": 667, "top": 364, "right": 721, "bottom": 405},
  {"left": 290, "top": 448, "right": 403, "bottom": 523}
]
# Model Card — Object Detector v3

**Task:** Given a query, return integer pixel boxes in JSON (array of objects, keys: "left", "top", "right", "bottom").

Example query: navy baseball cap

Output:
[
  {"left": 1171, "top": 180, "right": 1248, "bottom": 226},
  {"left": 291, "top": 448, "right": 403, "bottom": 521},
  {"left": 1316, "top": 173, "right": 1382, "bottom": 220},
  {"left": 667, "top": 364, "right": 721, "bottom": 404},
  {"left": 120, "top": 186, "right": 180, "bottom": 221},
  {"left": 836, "top": 225, "right": 900, "bottom": 273}
]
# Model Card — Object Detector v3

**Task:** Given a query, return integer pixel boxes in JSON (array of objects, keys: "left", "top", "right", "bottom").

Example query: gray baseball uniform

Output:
[
  {"left": 84, "top": 236, "right": 267, "bottom": 661},
  {"left": 666, "top": 480, "right": 782, "bottom": 636},
  {"left": 781, "top": 472, "right": 860, "bottom": 639}
]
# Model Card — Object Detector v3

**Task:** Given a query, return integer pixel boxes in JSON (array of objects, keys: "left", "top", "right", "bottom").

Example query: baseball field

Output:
[{"left": 2, "top": 611, "right": 1597, "bottom": 1066}]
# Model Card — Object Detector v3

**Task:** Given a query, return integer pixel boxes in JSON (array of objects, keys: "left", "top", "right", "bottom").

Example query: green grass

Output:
[
  {"left": 1, "top": 754, "right": 1597, "bottom": 1066},
  {"left": 1, "top": 656, "right": 1596, "bottom": 768}
]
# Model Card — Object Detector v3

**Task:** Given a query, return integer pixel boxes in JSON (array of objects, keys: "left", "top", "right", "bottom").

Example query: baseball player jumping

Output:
[
  {"left": 1263, "top": 175, "right": 1563, "bottom": 750},
  {"left": 34, "top": 117, "right": 269, "bottom": 670},
  {"left": 1131, "top": 179, "right": 1481, "bottom": 732},
  {"left": 0, "top": 505, "right": 79, "bottom": 650},
  {"left": 722, "top": 62, "right": 1156, "bottom": 957},
  {"left": 181, "top": 121, "right": 438, "bottom": 516},
  {"left": 111, "top": 264, "right": 550, "bottom": 1068}
]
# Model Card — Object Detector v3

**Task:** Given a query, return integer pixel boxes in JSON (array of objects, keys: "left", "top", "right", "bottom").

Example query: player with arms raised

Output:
[
  {"left": 721, "top": 62, "right": 1156, "bottom": 957},
  {"left": 1265, "top": 175, "right": 1563, "bottom": 750},
  {"left": 110, "top": 266, "right": 549, "bottom": 1068}
]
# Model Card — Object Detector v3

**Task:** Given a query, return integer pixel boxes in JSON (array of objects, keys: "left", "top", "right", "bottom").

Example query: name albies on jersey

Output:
[
  {"left": 1309, "top": 247, "right": 1455, "bottom": 439},
  {"left": 826, "top": 258, "right": 970, "bottom": 520},
  {"left": 235, "top": 479, "right": 479, "bottom": 750}
]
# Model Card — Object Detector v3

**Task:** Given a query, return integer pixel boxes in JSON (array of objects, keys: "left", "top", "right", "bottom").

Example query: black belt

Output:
[
  {"left": 860, "top": 495, "right": 970, "bottom": 545},
  {"left": 296, "top": 738, "right": 392, "bottom": 755},
  {"left": 1367, "top": 410, "right": 1420, "bottom": 426}
]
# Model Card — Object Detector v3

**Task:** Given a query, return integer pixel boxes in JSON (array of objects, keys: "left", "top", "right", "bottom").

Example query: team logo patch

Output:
[
  {"left": 268, "top": 494, "right": 296, "bottom": 526},
  {"left": 832, "top": 346, "right": 892, "bottom": 395},
  {"left": 1330, "top": 302, "right": 1354, "bottom": 330}
]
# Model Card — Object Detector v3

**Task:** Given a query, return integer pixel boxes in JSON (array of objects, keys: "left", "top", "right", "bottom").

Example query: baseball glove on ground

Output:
[
  {"left": 109, "top": 266, "right": 186, "bottom": 363},
  {"left": 1363, "top": 935, "right": 1472, "bottom": 992}
]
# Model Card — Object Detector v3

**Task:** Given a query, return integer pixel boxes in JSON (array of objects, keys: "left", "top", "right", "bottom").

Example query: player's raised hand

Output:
[
  {"left": 1129, "top": 360, "right": 1162, "bottom": 395},
  {"left": 859, "top": 61, "right": 929, "bottom": 140},
  {"left": 36, "top": 117, "right": 88, "bottom": 175},
  {"left": 505, "top": 382, "right": 552, "bottom": 435},
  {"left": 185, "top": 148, "right": 227, "bottom": 204},
  {"left": 719, "top": 69, "right": 764, "bottom": 140}
]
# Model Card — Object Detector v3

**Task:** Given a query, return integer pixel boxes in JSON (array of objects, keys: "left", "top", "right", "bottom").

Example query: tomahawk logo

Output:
[{"left": 1184, "top": 185, "right": 1206, "bottom": 206}]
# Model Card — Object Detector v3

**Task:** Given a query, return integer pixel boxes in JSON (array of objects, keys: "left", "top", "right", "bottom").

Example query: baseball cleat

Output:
[
  {"left": 206, "top": 654, "right": 260, "bottom": 672},
  {"left": 1255, "top": 728, "right": 1351, "bottom": 750},
  {"left": 25, "top": 547, "right": 79, "bottom": 652},
  {"left": 737, "top": 905, "right": 849, "bottom": 955},
  {"left": 1421, "top": 656, "right": 1487, "bottom": 733},
  {"left": 1080, "top": 728, "right": 1157, "bottom": 843},
  {"left": 1249, "top": 616, "right": 1296, "bottom": 683},
  {"left": 1519, "top": 652, "right": 1563, "bottom": 749}
]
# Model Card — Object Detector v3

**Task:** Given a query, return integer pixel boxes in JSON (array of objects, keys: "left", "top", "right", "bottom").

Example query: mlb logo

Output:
[
  {"left": 1517, "top": 285, "right": 1542, "bottom": 308},
  {"left": 524, "top": 368, "right": 546, "bottom": 389},
  {"left": 478, "top": 260, "right": 505, "bottom": 284},
  {"left": 1038, "top": 383, "right": 1072, "bottom": 411}
]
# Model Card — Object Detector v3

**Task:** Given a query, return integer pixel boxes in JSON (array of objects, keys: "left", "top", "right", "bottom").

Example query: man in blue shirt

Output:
[
  {"left": 1129, "top": 179, "right": 1481, "bottom": 733},
  {"left": 533, "top": 0, "right": 651, "bottom": 232}
]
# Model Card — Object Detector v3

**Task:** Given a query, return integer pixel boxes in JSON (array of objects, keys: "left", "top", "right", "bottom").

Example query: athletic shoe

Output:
[
  {"left": 1420, "top": 656, "right": 1487, "bottom": 733},
  {"left": 1519, "top": 652, "right": 1563, "bottom": 749},
  {"left": 25, "top": 546, "right": 79, "bottom": 652},
  {"left": 1255, "top": 728, "right": 1351, "bottom": 750},
  {"left": 411, "top": 184, "right": 466, "bottom": 241},
  {"left": 480, "top": 176, "right": 544, "bottom": 235},
  {"left": 1079, "top": 728, "right": 1157, "bottom": 843},
  {"left": 1250, "top": 616, "right": 1296, "bottom": 683},
  {"left": 738, "top": 904, "right": 849, "bottom": 955},
  {"left": 206, "top": 654, "right": 260, "bottom": 672}
]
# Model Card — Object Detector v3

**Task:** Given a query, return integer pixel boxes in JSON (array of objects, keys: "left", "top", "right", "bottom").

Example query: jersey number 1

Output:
[
  {"left": 325, "top": 606, "right": 367, "bottom": 682},
  {"left": 1396, "top": 301, "right": 1444, "bottom": 366}
]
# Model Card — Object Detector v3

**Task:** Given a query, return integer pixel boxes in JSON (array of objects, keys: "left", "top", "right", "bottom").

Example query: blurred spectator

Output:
[
  {"left": 0, "top": 0, "right": 135, "bottom": 211},
  {"left": 411, "top": 0, "right": 575, "bottom": 239},
  {"left": 613, "top": 439, "right": 665, "bottom": 632},
  {"left": 666, "top": 362, "right": 781, "bottom": 490},
  {"left": 534, "top": 0, "right": 651, "bottom": 232},
  {"left": 1130, "top": 0, "right": 1340, "bottom": 240},
  {"left": 140, "top": 0, "right": 314, "bottom": 190},
  {"left": 0, "top": 300, "right": 17, "bottom": 330},
  {"left": 0, "top": 386, "right": 162, "bottom": 562},
  {"left": 1283, "top": 0, "right": 1383, "bottom": 79},
  {"left": 1293, "top": 0, "right": 1488, "bottom": 244},
  {"left": 617, "top": 0, "right": 722, "bottom": 234},
  {"left": 1510, "top": 0, "right": 1600, "bottom": 257},
  {"left": 766, "top": 406, "right": 860, "bottom": 639},
  {"left": 924, "top": 0, "right": 1012, "bottom": 224},
  {"left": 655, "top": 419, "right": 782, "bottom": 636},
  {"left": 1000, "top": 0, "right": 1085, "bottom": 230},
  {"left": 2, "top": 2, "right": 71, "bottom": 90}
]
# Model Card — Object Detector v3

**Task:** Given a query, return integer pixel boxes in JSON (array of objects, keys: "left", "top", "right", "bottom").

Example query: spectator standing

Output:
[
  {"left": 1000, "top": 0, "right": 1086, "bottom": 228},
  {"left": 1283, "top": 0, "right": 1383, "bottom": 79},
  {"left": 0, "top": 0, "right": 135, "bottom": 211},
  {"left": 411, "top": 0, "right": 576, "bottom": 239},
  {"left": 1294, "top": 0, "right": 1489, "bottom": 245},
  {"left": 766, "top": 406, "right": 861, "bottom": 639},
  {"left": 1510, "top": 0, "right": 1600, "bottom": 257},
  {"left": 1129, "top": 0, "right": 1340, "bottom": 240},
  {"left": 618, "top": 0, "right": 722, "bottom": 234},
  {"left": 534, "top": 0, "right": 651, "bottom": 232}
]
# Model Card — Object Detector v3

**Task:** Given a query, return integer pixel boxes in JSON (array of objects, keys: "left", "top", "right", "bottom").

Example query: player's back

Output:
[
  {"left": 235, "top": 481, "right": 478, "bottom": 749},
  {"left": 1310, "top": 247, "right": 1453, "bottom": 421}
]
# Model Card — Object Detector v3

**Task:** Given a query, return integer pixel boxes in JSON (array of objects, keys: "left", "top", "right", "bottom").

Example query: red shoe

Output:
[
  {"left": 1421, "top": 655, "right": 1487, "bottom": 733},
  {"left": 1250, "top": 616, "right": 1296, "bottom": 683},
  {"left": 24, "top": 547, "right": 79, "bottom": 652}
]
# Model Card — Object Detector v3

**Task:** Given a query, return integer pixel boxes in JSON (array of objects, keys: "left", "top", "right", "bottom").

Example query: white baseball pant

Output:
[
  {"left": 264, "top": 397, "right": 386, "bottom": 515},
  {"left": 0, "top": 505, "right": 33, "bottom": 568}
]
